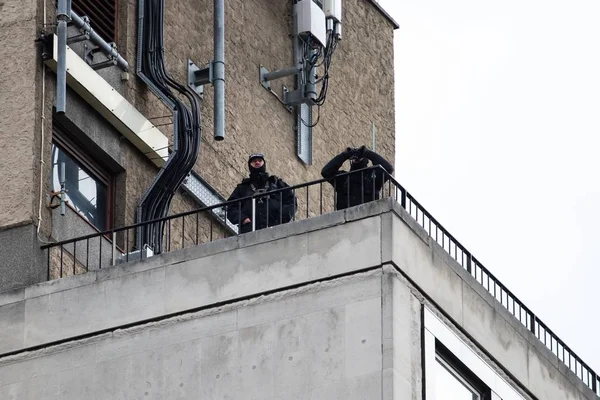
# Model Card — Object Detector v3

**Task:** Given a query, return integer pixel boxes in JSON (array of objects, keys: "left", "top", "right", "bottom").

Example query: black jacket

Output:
[
  {"left": 321, "top": 149, "right": 394, "bottom": 210},
  {"left": 226, "top": 175, "right": 296, "bottom": 233}
]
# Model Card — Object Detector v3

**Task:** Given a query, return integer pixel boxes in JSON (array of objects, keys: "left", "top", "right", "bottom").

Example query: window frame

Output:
[
  {"left": 423, "top": 306, "right": 526, "bottom": 400},
  {"left": 433, "top": 340, "right": 489, "bottom": 400},
  {"left": 52, "top": 122, "right": 115, "bottom": 231}
]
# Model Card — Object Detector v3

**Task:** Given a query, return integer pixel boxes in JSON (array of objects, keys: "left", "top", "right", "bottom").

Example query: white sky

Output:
[{"left": 378, "top": 0, "right": 600, "bottom": 373}]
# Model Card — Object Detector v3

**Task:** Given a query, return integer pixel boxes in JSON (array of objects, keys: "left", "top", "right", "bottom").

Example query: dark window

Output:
[
  {"left": 51, "top": 124, "right": 114, "bottom": 231},
  {"left": 72, "top": 0, "right": 117, "bottom": 43},
  {"left": 434, "top": 341, "right": 491, "bottom": 400}
]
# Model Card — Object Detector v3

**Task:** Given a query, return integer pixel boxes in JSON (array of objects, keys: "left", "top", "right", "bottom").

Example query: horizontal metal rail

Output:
[{"left": 40, "top": 167, "right": 598, "bottom": 396}]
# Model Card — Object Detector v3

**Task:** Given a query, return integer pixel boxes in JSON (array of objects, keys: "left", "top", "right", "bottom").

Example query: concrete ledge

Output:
[
  {"left": 0, "top": 270, "right": 386, "bottom": 399},
  {"left": 0, "top": 204, "right": 387, "bottom": 356},
  {"left": 389, "top": 201, "right": 598, "bottom": 400},
  {"left": 0, "top": 198, "right": 596, "bottom": 400}
]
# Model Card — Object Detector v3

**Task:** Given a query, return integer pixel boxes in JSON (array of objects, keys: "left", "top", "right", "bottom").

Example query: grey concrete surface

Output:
[
  {"left": 0, "top": 273, "right": 385, "bottom": 400},
  {"left": 0, "top": 200, "right": 596, "bottom": 400},
  {"left": 0, "top": 210, "right": 382, "bottom": 353},
  {"left": 387, "top": 202, "right": 597, "bottom": 400},
  {"left": 0, "top": 224, "right": 46, "bottom": 293}
]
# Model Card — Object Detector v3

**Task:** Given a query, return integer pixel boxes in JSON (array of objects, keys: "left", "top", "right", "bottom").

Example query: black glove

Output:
[
  {"left": 343, "top": 147, "right": 354, "bottom": 157},
  {"left": 356, "top": 145, "right": 367, "bottom": 158}
]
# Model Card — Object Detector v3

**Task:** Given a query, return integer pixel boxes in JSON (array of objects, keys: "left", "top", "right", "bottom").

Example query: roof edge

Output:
[{"left": 367, "top": 0, "right": 399, "bottom": 30}]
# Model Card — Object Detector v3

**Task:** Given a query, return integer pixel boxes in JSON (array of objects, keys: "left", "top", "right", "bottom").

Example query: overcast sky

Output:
[{"left": 378, "top": 0, "right": 600, "bottom": 373}]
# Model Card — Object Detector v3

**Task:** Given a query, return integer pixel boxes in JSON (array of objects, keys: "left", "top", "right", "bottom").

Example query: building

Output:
[
  {"left": 0, "top": 0, "right": 397, "bottom": 290},
  {"left": 0, "top": 0, "right": 598, "bottom": 399}
]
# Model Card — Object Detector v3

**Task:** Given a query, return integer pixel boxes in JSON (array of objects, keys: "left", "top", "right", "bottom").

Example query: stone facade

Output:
[
  {"left": 0, "top": 0, "right": 396, "bottom": 291},
  {"left": 0, "top": 0, "right": 39, "bottom": 228}
]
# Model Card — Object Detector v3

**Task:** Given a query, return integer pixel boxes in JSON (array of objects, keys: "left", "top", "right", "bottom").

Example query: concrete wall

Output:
[
  {"left": 0, "top": 200, "right": 595, "bottom": 399},
  {"left": 384, "top": 203, "right": 598, "bottom": 400},
  {"left": 0, "top": 273, "right": 385, "bottom": 400}
]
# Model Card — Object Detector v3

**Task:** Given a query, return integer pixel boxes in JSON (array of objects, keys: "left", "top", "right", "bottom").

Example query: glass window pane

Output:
[
  {"left": 435, "top": 357, "right": 480, "bottom": 400},
  {"left": 51, "top": 144, "right": 108, "bottom": 231}
]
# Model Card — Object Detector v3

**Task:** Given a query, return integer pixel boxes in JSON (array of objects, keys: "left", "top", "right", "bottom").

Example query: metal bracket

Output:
[
  {"left": 283, "top": 86, "right": 316, "bottom": 106},
  {"left": 39, "top": 34, "right": 53, "bottom": 62},
  {"left": 84, "top": 43, "right": 118, "bottom": 71},
  {"left": 259, "top": 65, "right": 300, "bottom": 89},
  {"left": 259, "top": 66, "right": 271, "bottom": 90},
  {"left": 188, "top": 59, "right": 212, "bottom": 98},
  {"left": 259, "top": 65, "right": 311, "bottom": 110},
  {"left": 67, "top": 32, "right": 89, "bottom": 45}
]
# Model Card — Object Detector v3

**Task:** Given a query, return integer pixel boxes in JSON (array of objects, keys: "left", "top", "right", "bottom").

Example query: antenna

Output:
[{"left": 372, "top": 123, "right": 377, "bottom": 152}]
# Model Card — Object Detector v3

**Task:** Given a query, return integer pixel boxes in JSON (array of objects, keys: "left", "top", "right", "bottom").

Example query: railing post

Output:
[
  {"left": 530, "top": 313, "right": 536, "bottom": 335},
  {"left": 47, "top": 248, "right": 50, "bottom": 281},
  {"left": 112, "top": 231, "right": 116, "bottom": 266},
  {"left": 251, "top": 197, "right": 256, "bottom": 232},
  {"left": 465, "top": 251, "right": 472, "bottom": 274},
  {"left": 591, "top": 372, "right": 597, "bottom": 393},
  {"left": 401, "top": 188, "right": 407, "bottom": 209}
]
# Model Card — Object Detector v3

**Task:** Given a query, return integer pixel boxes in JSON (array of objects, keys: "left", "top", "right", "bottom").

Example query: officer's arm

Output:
[
  {"left": 321, "top": 150, "right": 351, "bottom": 180},
  {"left": 226, "top": 185, "right": 248, "bottom": 225},
  {"left": 363, "top": 149, "right": 394, "bottom": 175}
]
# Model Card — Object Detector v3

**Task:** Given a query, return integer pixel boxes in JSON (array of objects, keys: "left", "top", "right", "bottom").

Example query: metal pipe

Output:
[
  {"left": 263, "top": 67, "right": 300, "bottom": 82},
  {"left": 70, "top": 10, "right": 129, "bottom": 72},
  {"left": 60, "top": 161, "right": 66, "bottom": 216},
  {"left": 55, "top": 0, "right": 69, "bottom": 114},
  {"left": 213, "top": 0, "right": 225, "bottom": 141}
]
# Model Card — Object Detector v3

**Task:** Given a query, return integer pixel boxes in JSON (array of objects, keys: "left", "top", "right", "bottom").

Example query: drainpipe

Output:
[
  {"left": 70, "top": 10, "right": 129, "bottom": 72},
  {"left": 213, "top": 0, "right": 225, "bottom": 141},
  {"left": 55, "top": 0, "right": 70, "bottom": 114}
]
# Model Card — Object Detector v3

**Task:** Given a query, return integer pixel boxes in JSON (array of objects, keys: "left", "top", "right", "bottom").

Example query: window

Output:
[
  {"left": 434, "top": 345, "right": 486, "bottom": 400},
  {"left": 72, "top": 0, "right": 117, "bottom": 43},
  {"left": 424, "top": 307, "right": 525, "bottom": 400},
  {"left": 51, "top": 124, "right": 114, "bottom": 231}
]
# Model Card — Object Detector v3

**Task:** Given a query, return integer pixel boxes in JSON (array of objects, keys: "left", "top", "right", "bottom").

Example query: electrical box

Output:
[
  {"left": 323, "top": 0, "right": 342, "bottom": 22},
  {"left": 294, "top": 0, "right": 327, "bottom": 48}
]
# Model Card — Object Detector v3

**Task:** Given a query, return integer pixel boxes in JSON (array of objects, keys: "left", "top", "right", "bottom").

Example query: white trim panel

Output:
[
  {"left": 46, "top": 34, "right": 169, "bottom": 167},
  {"left": 424, "top": 307, "right": 525, "bottom": 400}
]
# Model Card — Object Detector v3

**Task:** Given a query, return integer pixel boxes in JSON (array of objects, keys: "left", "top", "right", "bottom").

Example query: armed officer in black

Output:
[
  {"left": 321, "top": 146, "right": 394, "bottom": 210},
  {"left": 227, "top": 154, "right": 296, "bottom": 234}
]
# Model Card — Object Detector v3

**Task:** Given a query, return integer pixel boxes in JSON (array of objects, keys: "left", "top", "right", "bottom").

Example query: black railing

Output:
[{"left": 40, "top": 166, "right": 598, "bottom": 396}]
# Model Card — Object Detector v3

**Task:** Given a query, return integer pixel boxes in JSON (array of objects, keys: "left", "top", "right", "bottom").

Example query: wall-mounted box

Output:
[
  {"left": 294, "top": 0, "right": 327, "bottom": 47},
  {"left": 324, "top": 0, "right": 342, "bottom": 22}
]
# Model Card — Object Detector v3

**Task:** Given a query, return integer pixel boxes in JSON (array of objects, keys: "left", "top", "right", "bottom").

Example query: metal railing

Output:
[
  {"left": 398, "top": 182, "right": 599, "bottom": 396},
  {"left": 40, "top": 166, "right": 599, "bottom": 396}
]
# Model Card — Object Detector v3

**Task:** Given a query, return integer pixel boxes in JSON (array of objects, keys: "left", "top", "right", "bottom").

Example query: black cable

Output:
[
  {"left": 300, "top": 105, "right": 321, "bottom": 128},
  {"left": 137, "top": 0, "right": 203, "bottom": 253}
]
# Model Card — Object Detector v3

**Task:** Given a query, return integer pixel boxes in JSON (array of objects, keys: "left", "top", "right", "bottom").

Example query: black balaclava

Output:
[
  {"left": 350, "top": 157, "right": 369, "bottom": 171},
  {"left": 248, "top": 153, "right": 268, "bottom": 181}
]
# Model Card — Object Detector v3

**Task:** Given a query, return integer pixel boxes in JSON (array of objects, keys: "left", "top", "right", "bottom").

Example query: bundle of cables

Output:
[
  {"left": 137, "top": 0, "right": 202, "bottom": 253},
  {"left": 300, "top": 25, "right": 340, "bottom": 127},
  {"left": 312, "top": 27, "right": 340, "bottom": 106}
]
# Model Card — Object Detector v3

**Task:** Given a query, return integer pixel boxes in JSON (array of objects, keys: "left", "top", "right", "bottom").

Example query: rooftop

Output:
[{"left": 0, "top": 167, "right": 595, "bottom": 397}]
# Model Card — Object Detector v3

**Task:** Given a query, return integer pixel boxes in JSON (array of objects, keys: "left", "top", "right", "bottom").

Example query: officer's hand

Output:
[
  {"left": 242, "top": 218, "right": 251, "bottom": 224},
  {"left": 357, "top": 145, "right": 367, "bottom": 157},
  {"left": 344, "top": 147, "right": 354, "bottom": 157}
]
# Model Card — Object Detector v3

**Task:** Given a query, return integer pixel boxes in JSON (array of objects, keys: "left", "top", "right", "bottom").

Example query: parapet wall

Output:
[{"left": 0, "top": 199, "right": 595, "bottom": 400}]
